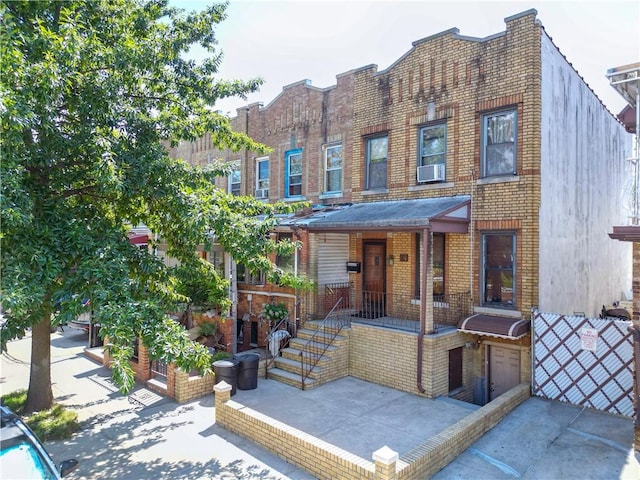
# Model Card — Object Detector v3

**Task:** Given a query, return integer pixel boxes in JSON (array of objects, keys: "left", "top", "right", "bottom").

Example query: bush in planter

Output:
[
  {"left": 263, "top": 302, "right": 289, "bottom": 327},
  {"left": 197, "top": 322, "right": 217, "bottom": 337},
  {"left": 210, "top": 351, "right": 231, "bottom": 364}
]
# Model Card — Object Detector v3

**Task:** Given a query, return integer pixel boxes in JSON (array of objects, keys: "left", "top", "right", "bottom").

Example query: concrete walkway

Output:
[{"left": 1, "top": 328, "right": 638, "bottom": 479}]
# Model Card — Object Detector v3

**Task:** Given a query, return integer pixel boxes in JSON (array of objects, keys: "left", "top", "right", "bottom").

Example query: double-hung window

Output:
[
  {"left": 229, "top": 163, "right": 241, "bottom": 196},
  {"left": 324, "top": 144, "right": 343, "bottom": 194},
  {"left": 418, "top": 124, "right": 446, "bottom": 182},
  {"left": 365, "top": 135, "right": 388, "bottom": 190},
  {"left": 481, "top": 109, "right": 517, "bottom": 177},
  {"left": 276, "top": 232, "right": 295, "bottom": 274},
  {"left": 414, "top": 232, "right": 445, "bottom": 299},
  {"left": 285, "top": 149, "right": 303, "bottom": 198},
  {"left": 255, "top": 156, "right": 269, "bottom": 199},
  {"left": 482, "top": 233, "right": 516, "bottom": 308}
]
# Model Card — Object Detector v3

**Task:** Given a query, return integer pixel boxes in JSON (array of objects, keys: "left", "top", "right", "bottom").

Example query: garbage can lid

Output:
[{"left": 213, "top": 360, "right": 235, "bottom": 367}]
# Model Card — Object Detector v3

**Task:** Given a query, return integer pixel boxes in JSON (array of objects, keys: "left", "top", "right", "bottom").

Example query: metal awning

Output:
[
  {"left": 458, "top": 314, "right": 530, "bottom": 340},
  {"left": 129, "top": 234, "right": 149, "bottom": 245},
  {"left": 606, "top": 63, "right": 640, "bottom": 108},
  {"left": 292, "top": 196, "right": 470, "bottom": 233}
]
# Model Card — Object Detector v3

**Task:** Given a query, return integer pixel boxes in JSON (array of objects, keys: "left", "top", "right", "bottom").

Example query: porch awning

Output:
[
  {"left": 295, "top": 196, "right": 470, "bottom": 233},
  {"left": 458, "top": 314, "right": 530, "bottom": 340},
  {"left": 129, "top": 234, "right": 149, "bottom": 245}
]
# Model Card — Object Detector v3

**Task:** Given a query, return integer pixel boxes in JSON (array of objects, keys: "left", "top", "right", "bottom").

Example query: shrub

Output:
[{"left": 197, "top": 322, "right": 217, "bottom": 337}]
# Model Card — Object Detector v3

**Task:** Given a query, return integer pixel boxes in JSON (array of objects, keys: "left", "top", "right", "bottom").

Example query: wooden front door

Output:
[
  {"left": 489, "top": 345, "right": 520, "bottom": 400},
  {"left": 363, "top": 242, "right": 385, "bottom": 318}
]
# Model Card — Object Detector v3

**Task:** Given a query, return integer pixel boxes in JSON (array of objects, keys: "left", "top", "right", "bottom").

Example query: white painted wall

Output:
[{"left": 539, "top": 33, "right": 632, "bottom": 317}]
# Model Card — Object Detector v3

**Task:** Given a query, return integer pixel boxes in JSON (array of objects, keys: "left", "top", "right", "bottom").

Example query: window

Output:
[
  {"left": 256, "top": 156, "right": 269, "bottom": 198},
  {"left": 365, "top": 135, "right": 387, "bottom": 189},
  {"left": 324, "top": 144, "right": 343, "bottom": 194},
  {"left": 433, "top": 233, "right": 445, "bottom": 296},
  {"left": 276, "top": 232, "right": 295, "bottom": 274},
  {"left": 229, "top": 163, "right": 241, "bottom": 196},
  {"left": 482, "top": 233, "right": 515, "bottom": 308},
  {"left": 414, "top": 232, "right": 446, "bottom": 298},
  {"left": 419, "top": 124, "right": 446, "bottom": 167},
  {"left": 236, "top": 264, "right": 266, "bottom": 285},
  {"left": 481, "top": 109, "right": 517, "bottom": 177},
  {"left": 285, "top": 149, "right": 303, "bottom": 197}
]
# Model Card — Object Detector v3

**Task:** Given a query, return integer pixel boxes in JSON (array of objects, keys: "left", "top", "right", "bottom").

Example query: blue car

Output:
[{"left": 0, "top": 405, "right": 78, "bottom": 479}]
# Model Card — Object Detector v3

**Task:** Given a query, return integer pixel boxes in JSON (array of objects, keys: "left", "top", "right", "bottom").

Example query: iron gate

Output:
[{"left": 533, "top": 310, "right": 633, "bottom": 416}]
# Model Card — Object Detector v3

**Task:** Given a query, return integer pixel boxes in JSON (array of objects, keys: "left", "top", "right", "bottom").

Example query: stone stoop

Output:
[{"left": 267, "top": 321, "right": 349, "bottom": 390}]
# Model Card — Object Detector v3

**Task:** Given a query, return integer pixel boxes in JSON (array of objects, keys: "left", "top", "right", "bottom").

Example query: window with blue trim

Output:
[
  {"left": 285, "top": 149, "right": 303, "bottom": 197},
  {"left": 481, "top": 109, "right": 517, "bottom": 177}
]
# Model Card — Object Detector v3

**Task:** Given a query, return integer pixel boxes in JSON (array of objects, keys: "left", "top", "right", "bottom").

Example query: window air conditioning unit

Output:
[
  {"left": 255, "top": 188, "right": 269, "bottom": 198},
  {"left": 417, "top": 163, "right": 445, "bottom": 183}
]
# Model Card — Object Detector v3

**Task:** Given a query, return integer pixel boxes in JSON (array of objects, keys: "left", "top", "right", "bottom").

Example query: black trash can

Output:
[
  {"left": 235, "top": 353, "right": 260, "bottom": 390},
  {"left": 213, "top": 358, "right": 239, "bottom": 396}
]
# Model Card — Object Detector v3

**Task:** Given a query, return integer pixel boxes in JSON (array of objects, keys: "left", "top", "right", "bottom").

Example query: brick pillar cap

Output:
[
  {"left": 214, "top": 381, "right": 232, "bottom": 393},
  {"left": 372, "top": 445, "right": 398, "bottom": 464}
]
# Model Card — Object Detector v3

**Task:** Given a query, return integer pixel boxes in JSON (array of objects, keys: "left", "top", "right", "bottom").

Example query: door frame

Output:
[
  {"left": 362, "top": 241, "right": 387, "bottom": 317},
  {"left": 485, "top": 342, "right": 521, "bottom": 401}
]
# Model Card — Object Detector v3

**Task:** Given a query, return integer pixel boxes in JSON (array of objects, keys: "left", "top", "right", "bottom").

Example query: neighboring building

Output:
[{"left": 169, "top": 9, "right": 633, "bottom": 404}]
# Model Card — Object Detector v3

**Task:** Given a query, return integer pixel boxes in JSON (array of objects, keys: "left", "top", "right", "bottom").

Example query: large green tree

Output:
[{"left": 1, "top": 0, "right": 301, "bottom": 413}]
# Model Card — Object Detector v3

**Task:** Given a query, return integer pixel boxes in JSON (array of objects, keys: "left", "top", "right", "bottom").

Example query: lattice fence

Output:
[{"left": 533, "top": 310, "right": 634, "bottom": 417}]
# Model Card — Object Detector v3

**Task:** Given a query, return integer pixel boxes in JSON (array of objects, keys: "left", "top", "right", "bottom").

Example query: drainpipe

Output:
[{"left": 417, "top": 227, "right": 431, "bottom": 394}]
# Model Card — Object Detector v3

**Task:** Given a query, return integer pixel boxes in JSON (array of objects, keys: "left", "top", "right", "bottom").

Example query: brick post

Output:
[
  {"left": 372, "top": 446, "right": 398, "bottom": 480},
  {"left": 214, "top": 381, "right": 232, "bottom": 423}
]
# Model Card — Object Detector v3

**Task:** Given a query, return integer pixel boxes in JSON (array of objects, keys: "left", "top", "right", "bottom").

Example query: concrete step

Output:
[
  {"left": 288, "top": 337, "right": 339, "bottom": 354},
  {"left": 266, "top": 367, "right": 317, "bottom": 390},
  {"left": 280, "top": 347, "right": 326, "bottom": 364},
  {"left": 274, "top": 355, "right": 322, "bottom": 378},
  {"left": 296, "top": 328, "right": 347, "bottom": 343}
]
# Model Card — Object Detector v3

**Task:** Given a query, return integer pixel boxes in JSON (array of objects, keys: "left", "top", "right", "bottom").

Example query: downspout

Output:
[{"left": 417, "top": 226, "right": 431, "bottom": 394}]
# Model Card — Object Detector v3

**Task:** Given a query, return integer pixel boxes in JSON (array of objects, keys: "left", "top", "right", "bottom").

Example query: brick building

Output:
[{"left": 169, "top": 9, "right": 632, "bottom": 404}]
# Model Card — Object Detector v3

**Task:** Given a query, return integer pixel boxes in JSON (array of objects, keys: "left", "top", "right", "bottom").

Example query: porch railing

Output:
[
  {"left": 433, "top": 291, "right": 472, "bottom": 331},
  {"left": 150, "top": 359, "right": 167, "bottom": 380},
  {"left": 300, "top": 297, "right": 348, "bottom": 390},
  {"left": 314, "top": 287, "right": 471, "bottom": 333}
]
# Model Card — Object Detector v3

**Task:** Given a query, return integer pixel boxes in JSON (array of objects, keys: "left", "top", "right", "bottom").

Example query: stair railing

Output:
[
  {"left": 299, "top": 297, "right": 347, "bottom": 390},
  {"left": 264, "top": 315, "right": 291, "bottom": 379}
]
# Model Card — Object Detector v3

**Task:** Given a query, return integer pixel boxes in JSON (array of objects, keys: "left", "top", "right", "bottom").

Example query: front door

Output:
[
  {"left": 363, "top": 242, "right": 385, "bottom": 318},
  {"left": 489, "top": 345, "right": 520, "bottom": 400}
]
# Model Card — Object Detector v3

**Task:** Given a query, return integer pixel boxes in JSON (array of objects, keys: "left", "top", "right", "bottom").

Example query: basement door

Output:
[
  {"left": 488, "top": 345, "right": 520, "bottom": 401},
  {"left": 362, "top": 242, "right": 386, "bottom": 318}
]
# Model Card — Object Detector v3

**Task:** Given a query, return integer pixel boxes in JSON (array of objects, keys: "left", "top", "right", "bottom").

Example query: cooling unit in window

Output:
[
  {"left": 255, "top": 188, "right": 269, "bottom": 198},
  {"left": 417, "top": 164, "right": 445, "bottom": 183}
]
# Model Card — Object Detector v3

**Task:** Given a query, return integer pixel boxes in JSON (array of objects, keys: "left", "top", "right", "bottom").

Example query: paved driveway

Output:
[{"left": 1, "top": 328, "right": 638, "bottom": 479}]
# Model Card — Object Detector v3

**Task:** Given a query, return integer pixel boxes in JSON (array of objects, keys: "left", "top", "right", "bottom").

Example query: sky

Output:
[{"left": 172, "top": 0, "right": 640, "bottom": 117}]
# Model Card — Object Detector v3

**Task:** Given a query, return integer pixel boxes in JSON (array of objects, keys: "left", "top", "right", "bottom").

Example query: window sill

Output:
[
  {"left": 474, "top": 306, "right": 521, "bottom": 318},
  {"left": 361, "top": 188, "right": 389, "bottom": 196},
  {"left": 282, "top": 196, "right": 307, "bottom": 202},
  {"left": 319, "top": 192, "right": 343, "bottom": 200},
  {"left": 476, "top": 175, "right": 520, "bottom": 186},
  {"left": 408, "top": 182, "right": 454, "bottom": 192}
]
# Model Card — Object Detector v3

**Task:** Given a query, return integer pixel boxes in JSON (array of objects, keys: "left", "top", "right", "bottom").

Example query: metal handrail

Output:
[
  {"left": 300, "top": 297, "right": 346, "bottom": 390},
  {"left": 264, "top": 315, "right": 290, "bottom": 379}
]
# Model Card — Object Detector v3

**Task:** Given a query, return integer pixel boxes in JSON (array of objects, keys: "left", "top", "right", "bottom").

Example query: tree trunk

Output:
[{"left": 25, "top": 313, "right": 54, "bottom": 413}]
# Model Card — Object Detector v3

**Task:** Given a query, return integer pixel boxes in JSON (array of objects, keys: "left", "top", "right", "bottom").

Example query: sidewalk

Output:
[{"left": 1, "top": 329, "right": 314, "bottom": 480}]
